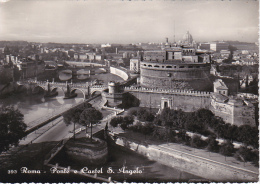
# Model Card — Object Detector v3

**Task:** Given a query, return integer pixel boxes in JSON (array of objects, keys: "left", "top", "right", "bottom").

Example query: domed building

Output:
[{"left": 182, "top": 31, "right": 193, "bottom": 46}]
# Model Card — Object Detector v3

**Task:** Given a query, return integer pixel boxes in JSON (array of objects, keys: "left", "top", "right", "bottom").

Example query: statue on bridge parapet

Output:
[
  {"left": 64, "top": 81, "right": 78, "bottom": 99},
  {"left": 44, "top": 82, "right": 58, "bottom": 98}
]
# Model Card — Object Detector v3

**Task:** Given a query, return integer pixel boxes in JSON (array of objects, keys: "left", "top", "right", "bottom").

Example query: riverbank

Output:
[
  {"left": 111, "top": 131, "right": 258, "bottom": 182},
  {"left": 49, "top": 130, "right": 202, "bottom": 182}
]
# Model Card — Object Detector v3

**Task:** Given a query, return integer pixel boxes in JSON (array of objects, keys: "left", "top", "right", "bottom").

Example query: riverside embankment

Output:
[{"left": 112, "top": 134, "right": 258, "bottom": 182}]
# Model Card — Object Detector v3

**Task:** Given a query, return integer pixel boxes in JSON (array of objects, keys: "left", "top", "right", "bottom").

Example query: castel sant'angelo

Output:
[
  {"left": 140, "top": 32, "right": 211, "bottom": 91},
  {"left": 118, "top": 31, "right": 256, "bottom": 127}
]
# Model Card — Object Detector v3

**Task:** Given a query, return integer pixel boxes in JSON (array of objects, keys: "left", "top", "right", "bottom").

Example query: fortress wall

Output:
[
  {"left": 126, "top": 89, "right": 211, "bottom": 111},
  {"left": 210, "top": 100, "right": 233, "bottom": 123},
  {"left": 114, "top": 136, "right": 258, "bottom": 182},
  {"left": 233, "top": 105, "right": 255, "bottom": 126},
  {"left": 141, "top": 67, "right": 210, "bottom": 80},
  {"left": 140, "top": 67, "right": 211, "bottom": 89},
  {"left": 110, "top": 66, "right": 129, "bottom": 81},
  {"left": 210, "top": 100, "right": 256, "bottom": 127}
]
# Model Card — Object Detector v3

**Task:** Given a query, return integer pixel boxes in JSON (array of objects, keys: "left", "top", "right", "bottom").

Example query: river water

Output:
[
  {"left": 0, "top": 81, "right": 202, "bottom": 182},
  {"left": 0, "top": 89, "right": 84, "bottom": 125}
]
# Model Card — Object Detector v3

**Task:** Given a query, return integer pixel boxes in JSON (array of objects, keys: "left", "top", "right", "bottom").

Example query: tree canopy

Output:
[
  {"left": 79, "top": 107, "right": 103, "bottom": 127},
  {"left": 152, "top": 108, "right": 258, "bottom": 148},
  {"left": 0, "top": 106, "right": 27, "bottom": 152},
  {"left": 63, "top": 102, "right": 92, "bottom": 125},
  {"left": 110, "top": 115, "right": 134, "bottom": 130},
  {"left": 219, "top": 140, "right": 235, "bottom": 156}
]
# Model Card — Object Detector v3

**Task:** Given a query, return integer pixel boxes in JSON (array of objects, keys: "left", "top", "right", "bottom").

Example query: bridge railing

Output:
[
  {"left": 26, "top": 94, "right": 102, "bottom": 133},
  {"left": 18, "top": 80, "right": 110, "bottom": 90},
  {"left": 26, "top": 100, "right": 85, "bottom": 132}
]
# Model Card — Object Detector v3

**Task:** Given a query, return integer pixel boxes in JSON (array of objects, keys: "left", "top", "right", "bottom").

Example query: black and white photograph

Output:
[{"left": 0, "top": 0, "right": 259, "bottom": 183}]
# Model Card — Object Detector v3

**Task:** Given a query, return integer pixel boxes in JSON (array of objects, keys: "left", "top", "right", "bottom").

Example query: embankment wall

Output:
[
  {"left": 110, "top": 66, "right": 129, "bottom": 81},
  {"left": 114, "top": 136, "right": 258, "bottom": 182}
]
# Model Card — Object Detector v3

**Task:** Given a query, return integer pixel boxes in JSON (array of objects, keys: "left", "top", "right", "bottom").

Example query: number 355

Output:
[{"left": 8, "top": 170, "right": 17, "bottom": 174}]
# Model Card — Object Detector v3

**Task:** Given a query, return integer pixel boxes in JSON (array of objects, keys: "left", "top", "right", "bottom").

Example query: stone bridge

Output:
[{"left": 17, "top": 80, "right": 108, "bottom": 99}]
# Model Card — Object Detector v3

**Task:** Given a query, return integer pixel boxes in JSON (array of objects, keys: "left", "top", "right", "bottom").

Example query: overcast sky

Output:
[{"left": 0, "top": 0, "right": 258, "bottom": 44}]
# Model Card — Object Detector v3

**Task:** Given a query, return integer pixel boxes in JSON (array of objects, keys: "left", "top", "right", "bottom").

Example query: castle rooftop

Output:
[{"left": 211, "top": 93, "right": 229, "bottom": 103}]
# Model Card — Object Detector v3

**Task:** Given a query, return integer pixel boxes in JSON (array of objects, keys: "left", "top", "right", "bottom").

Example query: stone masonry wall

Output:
[
  {"left": 125, "top": 88, "right": 211, "bottom": 111},
  {"left": 110, "top": 66, "right": 129, "bottom": 81},
  {"left": 114, "top": 136, "right": 258, "bottom": 182}
]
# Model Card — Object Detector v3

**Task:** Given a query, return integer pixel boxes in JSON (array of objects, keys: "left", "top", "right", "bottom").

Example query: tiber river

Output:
[
  {"left": 0, "top": 86, "right": 202, "bottom": 182},
  {"left": 0, "top": 88, "right": 83, "bottom": 124}
]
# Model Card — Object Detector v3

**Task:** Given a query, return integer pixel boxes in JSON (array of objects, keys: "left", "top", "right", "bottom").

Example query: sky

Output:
[{"left": 0, "top": 0, "right": 259, "bottom": 44}]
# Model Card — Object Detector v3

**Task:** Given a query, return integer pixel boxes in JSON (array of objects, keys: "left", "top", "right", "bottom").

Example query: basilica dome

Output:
[{"left": 182, "top": 31, "right": 193, "bottom": 45}]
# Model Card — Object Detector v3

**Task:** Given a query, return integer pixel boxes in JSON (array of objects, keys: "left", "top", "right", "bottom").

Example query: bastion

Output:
[{"left": 65, "top": 137, "right": 108, "bottom": 165}]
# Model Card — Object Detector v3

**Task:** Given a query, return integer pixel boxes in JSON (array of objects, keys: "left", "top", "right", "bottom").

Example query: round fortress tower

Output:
[{"left": 140, "top": 60, "right": 212, "bottom": 91}]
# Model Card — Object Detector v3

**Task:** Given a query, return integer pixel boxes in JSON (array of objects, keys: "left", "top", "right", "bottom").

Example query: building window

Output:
[
  {"left": 188, "top": 66, "right": 193, "bottom": 68},
  {"left": 166, "top": 66, "right": 172, "bottom": 68},
  {"left": 148, "top": 65, "right": 152, "bottom": 67},
  {"left": 179, "top": 66, "right": 185, "bottom": 68},
  {"left": 154, "top": 65, "right": 159, "bottom": 68},
  {"left": 144, "top": 64, "right": 146, "bottom": 66}
]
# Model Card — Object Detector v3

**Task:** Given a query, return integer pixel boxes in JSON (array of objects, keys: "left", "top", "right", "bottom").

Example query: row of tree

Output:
[
  {"left": 0, "top": 102, "right": 104, "bottom": 153},
  {"left": 63, "top": 102, "right": 103, "bottom": 141},
  {"left": 147, "top": 108, "right": 258, "bottom": 148},
  {"left": 128, "top": 122, "right": 259, "bottom": 167}
]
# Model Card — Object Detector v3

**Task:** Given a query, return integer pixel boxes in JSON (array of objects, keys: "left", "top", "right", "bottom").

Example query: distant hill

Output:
[{"left": 0, "top": 41, "right": 28, "bottom": 47}]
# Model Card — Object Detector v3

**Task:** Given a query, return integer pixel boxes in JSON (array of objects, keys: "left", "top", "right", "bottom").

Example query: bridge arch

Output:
[
  {"left": 90, "top": 88, "right": 106, "bottom": 96},
  {"left": 17, "top": 85, "right": 27, "bottom": 92},
  {"left": 51, "top": 86, "right": 65, "bottom": 96},
  {"left": 71, "top": 88, "right": 86, "bottom": 99},
  {"left": 32, "top": 85, "right": 46, "bottom": 94}
]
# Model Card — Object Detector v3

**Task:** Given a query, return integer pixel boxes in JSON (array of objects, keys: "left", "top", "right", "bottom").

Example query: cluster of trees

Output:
[
  {"left": 129, "top": 108, "right": 155, "bottom": 122},
  {"left": 110, "top": 115, "right": 134, "bottom": 130},
  {"left": 0, "top": 106, "right": 27, "bottom": 153},
  {"left": 125, "top": 107, "right": 259, "bottom": 166},
  {"left": 63, "top": 103, "right": 103, "bottom": 141},
  {"left": 129, "top": 121, "right": 259, "bottom": 166},
  {"left": 153, "top": 108, "right": 258, "bottom": 149}
]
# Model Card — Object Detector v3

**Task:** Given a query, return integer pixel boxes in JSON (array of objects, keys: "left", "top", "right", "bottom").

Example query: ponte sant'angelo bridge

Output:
[{"left": 17, "top": 80, "right": 108, "bottom": 99}]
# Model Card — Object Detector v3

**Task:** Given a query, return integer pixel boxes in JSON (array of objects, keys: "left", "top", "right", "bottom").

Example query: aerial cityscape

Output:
[{"left": 0, "top": 0, "right": 259, "bottom": 183}]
